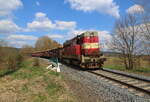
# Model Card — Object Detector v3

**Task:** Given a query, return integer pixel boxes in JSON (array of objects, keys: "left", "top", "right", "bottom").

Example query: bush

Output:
[
  {"left": 33, "top": 58, "right": 40, "bottom": 67},
  {"left": 0, "top": 47, "right": 23, "bottom": 76},
  {"left": 6, "top": 51, "right": 23, "bottom": 70}
]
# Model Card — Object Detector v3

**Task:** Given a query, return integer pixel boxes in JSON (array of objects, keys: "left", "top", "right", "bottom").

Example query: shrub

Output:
[
  {"left": 6, "top": 52, "right": 23, "bottom": 70},
  {"left": 33, "top": 58, "right": 40, "bottom": 67}
]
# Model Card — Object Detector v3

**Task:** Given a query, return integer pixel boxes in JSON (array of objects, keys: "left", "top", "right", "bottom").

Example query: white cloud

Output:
[
  {"left": 55, "top": 21, "right": 76, "bottom": 30},
  {"left": 65, "top": 0, "right": 120, "bottom": 18},
  {"left": 66, "top": 29, "right": 86, "bottom": 39},
  {"left": 35, "top": 12, "right": 46, "bottom": 18},
  {"left": 48, "top": 34, "right": 64, "bottom": 39},
  {"left": 0, "top": 0, "right": 23, "bottom": 16},
  {"left": 0, "top": 20, "right": 21, "bottom": 34},
  {"left": 7, "top": 34, "right": 37, "bottom": 48},
  {"left": 27, "top": 12, "right": 77, "bottom": 31},
  {"left": 126, "top": 4, "right": 144, "bottom": 14},
  {"left": 98, "top": 31, "right": 112, "bottom": 42},
  {"left": 97, "top": 30, "right": 112, "bottom": 50},
  {"left": 7, "top": 34, "right": 37, "bottom": 40},
  {"left": 27, "top": 12, "right": 55, "bottom": 31},
  {"left": 9, "top": 40, "right": 31, "bottom": 48},
  {"left": 36, "top": 1, "right": 40, "bottom": 6}
]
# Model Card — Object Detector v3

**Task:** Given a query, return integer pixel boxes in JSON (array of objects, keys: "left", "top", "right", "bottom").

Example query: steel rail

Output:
[
  {"left": 88, "top": 70, "right": 150, "bottom": 95},
  {"left": 102, "top": 68, "right": 150, "bottom": 82}
]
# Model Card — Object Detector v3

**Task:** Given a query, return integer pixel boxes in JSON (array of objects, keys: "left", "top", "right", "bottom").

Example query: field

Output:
[
  {"left": 0, "top": 58, "right": 76, "bottom": 102},
  {"left": 103, "top": 56, "right": 150, "bottom": 76}
]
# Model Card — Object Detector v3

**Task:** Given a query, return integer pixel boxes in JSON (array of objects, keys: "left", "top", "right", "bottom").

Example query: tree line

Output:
[{"left": 0, "top": 36, "right": 61, "bottom": 75}]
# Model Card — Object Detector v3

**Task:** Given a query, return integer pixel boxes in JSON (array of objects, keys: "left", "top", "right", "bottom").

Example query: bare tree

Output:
[
  {"left": 133, "top": 0, "right": 150, "bottom": 65},
  {"left": 110, "top": 14, "right": 142, "bottom": 69},
  {"left": 139, "top": 17, "right": 150, "bottom": 55},
  {"left": 35, "top": 36, "right": 62, "bottom": 51}
]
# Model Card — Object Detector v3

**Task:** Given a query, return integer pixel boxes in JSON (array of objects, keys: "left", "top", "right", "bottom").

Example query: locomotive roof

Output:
[
  {"left": 32, "top": 47, "right": 63, "bottom": 54},
  {"left": 64, "top": 31, "right": 98, "bottom": 45}
]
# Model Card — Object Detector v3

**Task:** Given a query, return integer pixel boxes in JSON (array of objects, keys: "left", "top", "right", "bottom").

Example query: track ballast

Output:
[{"left": 88, "top": 68, "right": 150, "bottom": 97}]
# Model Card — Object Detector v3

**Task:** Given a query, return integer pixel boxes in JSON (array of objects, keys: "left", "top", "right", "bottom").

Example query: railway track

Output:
[{"left": 88, "top": 69, "right": 150, "bottom": 97}]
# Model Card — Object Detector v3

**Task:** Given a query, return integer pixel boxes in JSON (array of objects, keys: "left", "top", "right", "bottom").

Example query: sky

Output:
[{"left": 0, "top": 0, "right": 144, "bottom": 50}]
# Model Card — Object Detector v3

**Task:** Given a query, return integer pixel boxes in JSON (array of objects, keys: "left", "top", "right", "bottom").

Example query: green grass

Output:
[
  {"left": 0, "top": 69, "right": 13, "bottom": 76},
  {"left": 0, "top": 58, "right": 76, "bottom": 102},
  {"left": 104, "top": 65, "right": 125, "bottom": 71},
  {"left": 21, "top": 84, "right": 28, "bottom": 93},
  {"left": 104, "top": 65, "right": 150, "bottom": 74},
  {"left": 12, "top": 60, "right": 45, "bottom": 79},
  {"left": 33, "top": 93, "right": 47, "bottom": 102},
  {"left": 130, "top": 67, "right": 150, "bottom": 73},
  {"left": 104, "top": 56, "right": 150, "bottom": 75},
  {"left": 48, "top": 71, "right": 60, "bottom": 76},
  {"left": 46, "top": 83, "right": 61, "bottom": 96}
]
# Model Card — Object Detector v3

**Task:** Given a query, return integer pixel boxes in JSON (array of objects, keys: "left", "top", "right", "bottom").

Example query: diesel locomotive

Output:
[{"left": 32, "top": 31, "right": 106, "bottom": 69}]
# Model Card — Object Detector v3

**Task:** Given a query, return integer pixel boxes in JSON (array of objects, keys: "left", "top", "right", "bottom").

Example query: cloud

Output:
[
  {"left": 55, "top": 20, "right": 76, "bottom": 30},
  {"left": 126, "top": 4, "right": 144, "bottom": 14},
  {"left": 48, "top": 34, "right": 64, "bottom": 39},
  {"left": 7, "top": 34, "right": 37, "bottom": 48},
  {"left": 0, "top": 0, "right": 23, "bottom": 16},
  {"left": 98, "top": 30, "right": 112, "bottom": 42},
  {"left": 27, "top": 12, "right": 55, "bottom": 31},
  {"left": 36, "top": 1, "right": 40, "bottom": 6},
  {"left": 35, "top": 12, "right": 46, "bottom": 18},
  {"left": 97, "top": 30, "right": 112, "bottom": 50},
  {"left": 0, "top": 19, "right": 21, "bottom": 34},
  {"left": 65, "top": 0, "right": 120, "bottom": 18},
  {"left": 7, "top": 34, "right": 37, "bottom": 40},
  {"left": 27, "top": 12, "right": 77, "bottom": 31},
  {"left": 9, "top": 40, "right": 31, "bottom": 48}
]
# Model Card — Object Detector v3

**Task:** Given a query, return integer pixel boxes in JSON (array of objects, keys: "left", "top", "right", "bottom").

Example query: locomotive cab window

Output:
[{"left": 76, "top": 37, "right": 82, "bottom": 44}]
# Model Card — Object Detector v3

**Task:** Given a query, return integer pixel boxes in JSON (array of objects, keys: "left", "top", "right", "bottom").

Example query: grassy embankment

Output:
[
  {"left": 104, "top": 56, "right": 150, "bottom": 76},
  {"left": 0, "top": 58, "right": 76, "bottom": 102}
]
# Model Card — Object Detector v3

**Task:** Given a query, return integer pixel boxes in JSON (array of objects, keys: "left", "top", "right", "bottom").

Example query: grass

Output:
[
  {"left": 21, "top": 84, "right": 28, "bottom": 93},
  {"left": 104, "top": 56, "right": 150, "bottom": 76},
  {"left": 12, "top": 60, "right": 45, "bottom": 79},
  {"left": 48, "top": 70, "right": 60, "bottom": 76},
  {"left": 46, "top": 83, "right": 61, "bottom": 96},
  {"left": 0, "top": 58, "right": 76, "bottom": 102},
  {"left": 129, "top": 67, "right": 150, "bottom": 73},
  {"left": 0, "top": 68, "right": 13, "bottom": 76},
  {"left": 104, "top": 65, "right": 125, "bottom": 71},
  {"left": 33, "top": 93, "right": 47, "bottom": 102}
]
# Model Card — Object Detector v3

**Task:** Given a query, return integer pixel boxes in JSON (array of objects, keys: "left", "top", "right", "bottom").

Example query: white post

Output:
[{"left": 56, "top": 63, "right": 60, "bottom": 72}]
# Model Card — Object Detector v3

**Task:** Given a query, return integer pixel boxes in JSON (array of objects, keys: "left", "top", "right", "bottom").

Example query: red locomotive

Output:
[
  {"left": 32, "top": 31, "right": 106, "bottom": 69},
  {"left": 61, "top": 31, "right": 105, "bottom": 68}
]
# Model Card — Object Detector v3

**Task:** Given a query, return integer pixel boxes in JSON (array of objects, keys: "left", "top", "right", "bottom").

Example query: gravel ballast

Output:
[{"left": 60, "top": 64, "right": 150, "bottom": 102}]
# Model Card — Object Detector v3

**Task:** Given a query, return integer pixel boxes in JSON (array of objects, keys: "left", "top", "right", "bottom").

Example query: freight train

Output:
[{"left": 32, "top": 31, "right": 106, "bottom": 69}]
